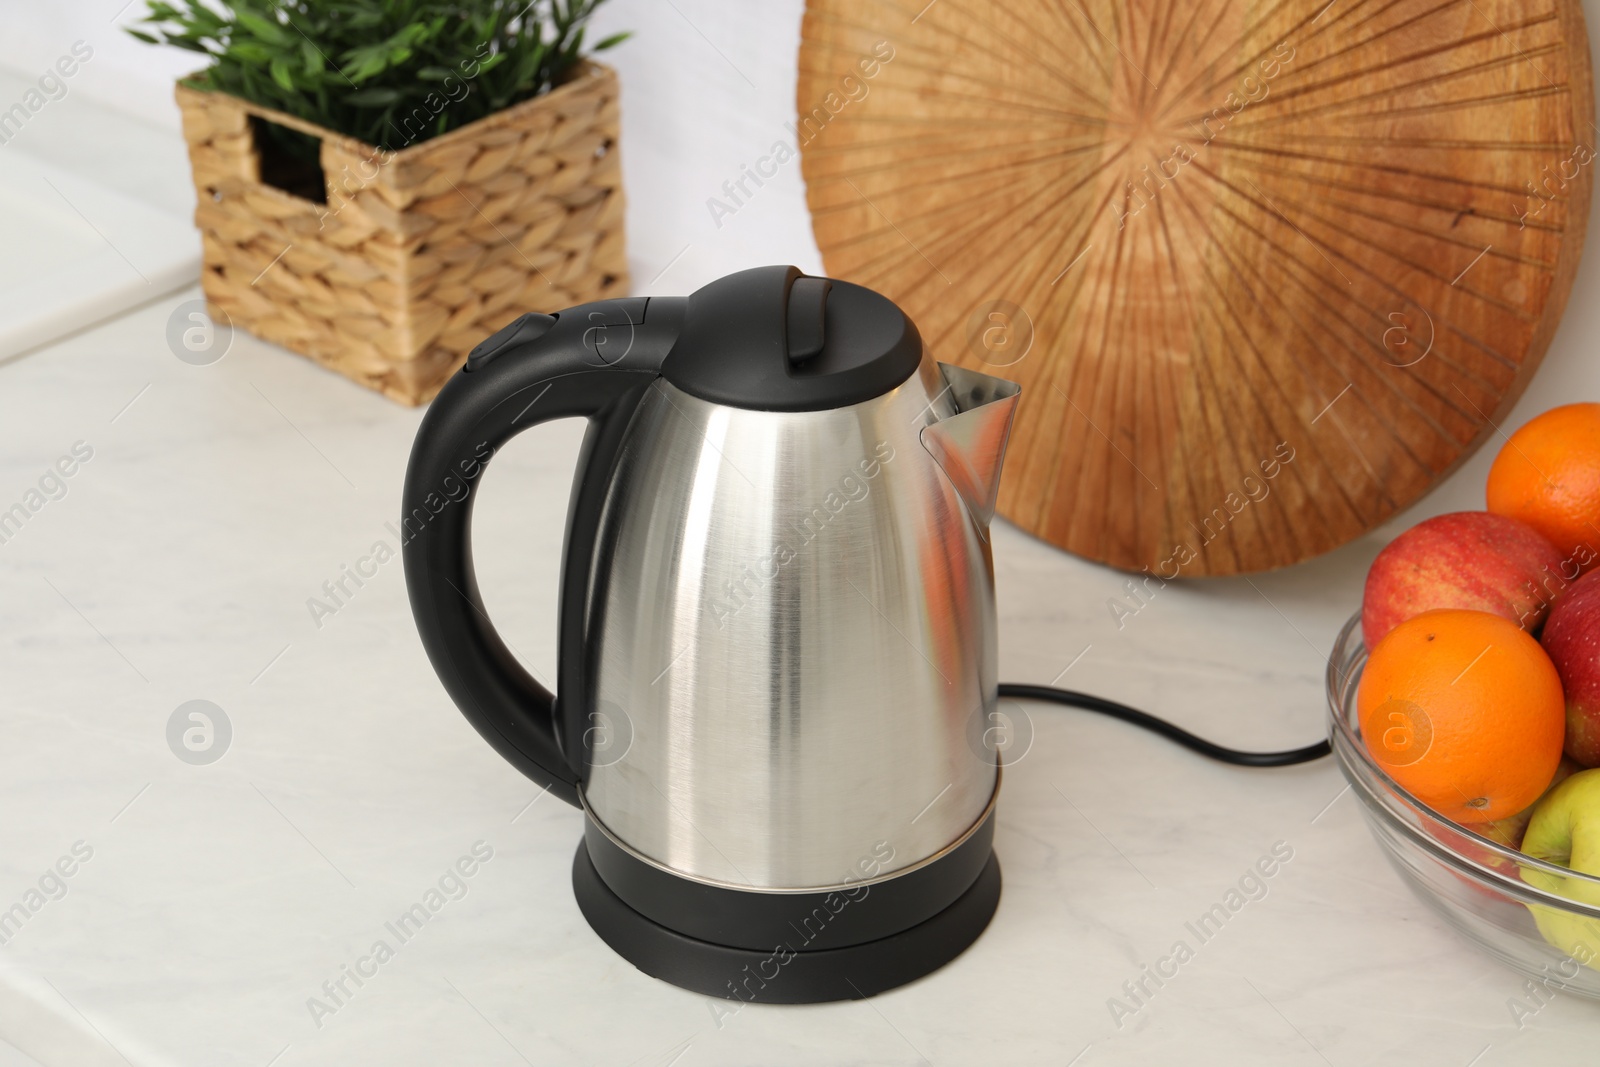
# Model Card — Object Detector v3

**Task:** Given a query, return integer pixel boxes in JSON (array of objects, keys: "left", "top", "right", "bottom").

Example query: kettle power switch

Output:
[
  {"left": 786, "top": 277, "right": 831, "bottom": 364},
  {"left": 464, "top": 312, "right": 557, "bottom": 372}
]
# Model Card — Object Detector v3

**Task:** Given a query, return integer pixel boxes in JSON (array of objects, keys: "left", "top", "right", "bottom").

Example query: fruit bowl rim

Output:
[{"left": 1326, "top": 610, "right": 1600, "bottom": 911}]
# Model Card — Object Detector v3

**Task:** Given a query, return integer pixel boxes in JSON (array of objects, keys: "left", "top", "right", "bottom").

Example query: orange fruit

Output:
[
  {"left": 1486, "top": 403, "right": 1600, "bottom": 572},
  {"left": 1358, "top": 609, "right": 1564, "bottom": 824}
]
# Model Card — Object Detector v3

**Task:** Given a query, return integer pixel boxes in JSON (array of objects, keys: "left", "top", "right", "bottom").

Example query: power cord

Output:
[{"left": 998, "top": 683, "right": 1332, "bottom": 768}]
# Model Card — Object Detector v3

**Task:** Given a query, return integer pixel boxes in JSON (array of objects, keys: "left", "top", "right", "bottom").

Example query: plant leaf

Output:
[
  {"left": 344, "top": 87, "right": 402, "bottom": 107},
  {"left": 126, "top": 0, "right": 628, "bottom": 146},
  {"left": 235, "top": 10, "right": 290, "bottom": 47}
]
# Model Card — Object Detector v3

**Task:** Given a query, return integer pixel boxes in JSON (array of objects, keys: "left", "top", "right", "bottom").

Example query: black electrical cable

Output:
[{"left": 997, "top": 683, "right": 1332, "bottom": 767}]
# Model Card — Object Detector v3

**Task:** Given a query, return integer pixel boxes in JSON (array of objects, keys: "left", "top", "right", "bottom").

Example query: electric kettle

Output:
[{"left": 402, "top": 266, "right": 1021, "bottom": 1002}]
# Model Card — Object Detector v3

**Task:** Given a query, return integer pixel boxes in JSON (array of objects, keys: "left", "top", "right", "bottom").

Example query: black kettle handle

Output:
[{"left": 401, "top": 301, "right": 679, "bottom": 807}]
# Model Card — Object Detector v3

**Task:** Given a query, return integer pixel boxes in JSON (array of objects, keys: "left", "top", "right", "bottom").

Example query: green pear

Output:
[{"left": 1521, "top": 769, "right": 1600, "bottom": 968}]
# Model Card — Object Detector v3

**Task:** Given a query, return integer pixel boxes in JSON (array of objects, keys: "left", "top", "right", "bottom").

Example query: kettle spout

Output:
[{"left": 919, "top": 363, "right": 1021, "bottom": 529}]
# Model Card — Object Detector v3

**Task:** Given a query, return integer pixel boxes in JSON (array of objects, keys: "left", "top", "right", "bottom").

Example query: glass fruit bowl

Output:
[{"left": 1329, "top": 612, "right": 1600, "bottom": 997}]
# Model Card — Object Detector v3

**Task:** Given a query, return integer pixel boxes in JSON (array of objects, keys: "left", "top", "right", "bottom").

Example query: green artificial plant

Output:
[{"left": 129, "top": 0, "right": 627, "bottom": 157}]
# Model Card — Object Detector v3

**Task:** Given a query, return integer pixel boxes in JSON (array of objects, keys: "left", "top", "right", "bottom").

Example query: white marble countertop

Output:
[{"left": 5, "top": 9, "right": 1600, "bottom": 1063}]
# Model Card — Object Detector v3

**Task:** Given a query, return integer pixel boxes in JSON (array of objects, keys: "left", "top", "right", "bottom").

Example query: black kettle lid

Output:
[{"left": 660, "top": 265, "right": 923, "bottom": 412}]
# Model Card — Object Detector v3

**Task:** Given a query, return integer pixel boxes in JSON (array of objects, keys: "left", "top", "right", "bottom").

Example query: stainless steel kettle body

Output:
[
  {"left": 584, "top": 359, "right": 1019, "bottom": 891},
  {"left": 403, "top": 266, "right": 1019, "bottom": 1002}
]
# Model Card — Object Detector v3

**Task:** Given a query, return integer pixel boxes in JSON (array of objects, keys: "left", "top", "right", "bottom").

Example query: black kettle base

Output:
[{"left": 572, "top": 842, "right": 1001, "bottom": 1004}]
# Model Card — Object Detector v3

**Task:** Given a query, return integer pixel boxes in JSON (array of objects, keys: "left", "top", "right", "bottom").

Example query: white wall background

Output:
[{"left": 0, "top": 0, "right": 822, "bottom": 287}]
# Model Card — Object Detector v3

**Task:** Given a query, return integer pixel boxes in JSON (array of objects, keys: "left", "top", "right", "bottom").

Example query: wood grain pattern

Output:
[
  {"left": 799, "top": 0, "right": 1595, "bottom": 575},
  {"left": 176, "top": 61, "right": 627, "bottom": 406}
]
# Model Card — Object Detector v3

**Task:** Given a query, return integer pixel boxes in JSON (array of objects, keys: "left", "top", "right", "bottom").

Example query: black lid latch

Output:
[{"left": 785, "top": 277, "right": 831, "bottom": 365}]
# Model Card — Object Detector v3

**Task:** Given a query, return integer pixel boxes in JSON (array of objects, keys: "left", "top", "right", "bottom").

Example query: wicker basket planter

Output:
[{"left": 175, "top": 60, "right": 628, "bottom": 405}]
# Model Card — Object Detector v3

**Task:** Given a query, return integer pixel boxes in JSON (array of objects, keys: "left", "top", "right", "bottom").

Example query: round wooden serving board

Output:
[{"left": 799, "top": 0, "right": 1595, "bottom": 575}]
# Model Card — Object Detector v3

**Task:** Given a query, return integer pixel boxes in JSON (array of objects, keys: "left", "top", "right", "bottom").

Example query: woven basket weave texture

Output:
[{"left": 176, "top": 60, "right": 629, "bottom": 405}]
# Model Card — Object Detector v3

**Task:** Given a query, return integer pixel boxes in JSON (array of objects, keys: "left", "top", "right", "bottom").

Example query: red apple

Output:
[
  {"left": 1541, "top": 571, "right": 1600, "bottom": 767},
  {"left": 1362, "top": 511, "right": 1565, "bottom": 650}
]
